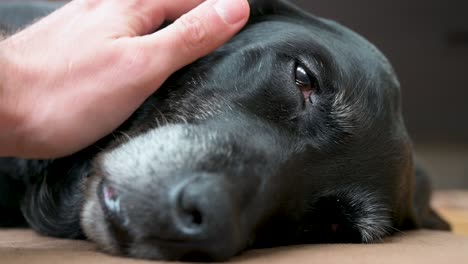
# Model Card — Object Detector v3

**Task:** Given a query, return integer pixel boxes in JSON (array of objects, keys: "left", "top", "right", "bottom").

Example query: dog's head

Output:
[{"left": 81, "top": 0, "right": 447, "bottom": 261}]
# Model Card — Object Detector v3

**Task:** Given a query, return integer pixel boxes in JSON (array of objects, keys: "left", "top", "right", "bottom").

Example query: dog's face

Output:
[{"left": 81, "top": 0, "right": 415, "bottom": 261}]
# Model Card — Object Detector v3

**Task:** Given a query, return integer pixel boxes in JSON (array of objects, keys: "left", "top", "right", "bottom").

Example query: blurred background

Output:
[{"left": 292, "top": 0, "right": 468, "bottom": 189}]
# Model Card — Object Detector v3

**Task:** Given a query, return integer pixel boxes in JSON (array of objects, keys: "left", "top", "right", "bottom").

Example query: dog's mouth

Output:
[
  {"left": 98, "top": 181, "right": 120, "bottom": 216},
  {"left": 97, "top": 180, "right": 130, "bottom": 230}
]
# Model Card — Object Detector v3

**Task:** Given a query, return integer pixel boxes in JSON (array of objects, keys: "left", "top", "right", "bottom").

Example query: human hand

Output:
[{"left": 0, "top": 0, "right": 249, "bottom": 158}]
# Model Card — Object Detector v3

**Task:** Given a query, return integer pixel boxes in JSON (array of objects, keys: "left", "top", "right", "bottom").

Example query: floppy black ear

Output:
[
  {"left": 411, "top": 163, "right": 451, "bottom": 230},
  {"left": 248, "top": 0, "right": 311, "bottom": 19}
]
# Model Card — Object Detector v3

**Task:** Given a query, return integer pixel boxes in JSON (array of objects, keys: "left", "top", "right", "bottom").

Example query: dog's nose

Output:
[
  {"left": 166, "top": 175, "right": 241, "bottom": 259},
  {"left": 171, "top": 176, "right": 232, "bottom": 238}
]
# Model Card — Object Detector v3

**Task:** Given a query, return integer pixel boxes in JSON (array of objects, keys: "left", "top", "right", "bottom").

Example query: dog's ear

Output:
[
  {"left": 409, "top": 163, "right": 451, "bottom": 230},
  {"left": 248, "top": 0, "right": 311, "bottom": 19}
]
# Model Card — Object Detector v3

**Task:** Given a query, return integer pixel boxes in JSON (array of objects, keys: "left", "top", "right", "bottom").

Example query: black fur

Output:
[{"left": 0, "top": 0, "right": 449, "bottom": 261}]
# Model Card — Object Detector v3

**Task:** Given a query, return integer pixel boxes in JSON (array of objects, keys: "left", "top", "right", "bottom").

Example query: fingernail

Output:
[{"left": 214, "top": 0, "right": 249, "bottom": 25}]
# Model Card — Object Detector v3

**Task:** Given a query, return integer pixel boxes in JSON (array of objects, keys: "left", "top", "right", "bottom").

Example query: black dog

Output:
[{"left": 0, "top": 0, "right": 450, "bottom": 261}]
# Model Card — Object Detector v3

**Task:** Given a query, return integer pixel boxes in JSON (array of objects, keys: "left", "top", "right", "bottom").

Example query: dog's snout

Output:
[{"left": 97, "top": 174, "right": 243, "bottom": 260}]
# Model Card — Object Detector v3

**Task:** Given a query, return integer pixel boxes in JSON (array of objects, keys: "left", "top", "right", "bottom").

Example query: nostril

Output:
[
  {"left": 190, "top": 209, "right": 203, "bottom": 226},
  {"left": 177, "top": 188, "right": 204, "bottom": 229},
  {"left": 185, "top": 205, "right": 203, "bottom": 227}
]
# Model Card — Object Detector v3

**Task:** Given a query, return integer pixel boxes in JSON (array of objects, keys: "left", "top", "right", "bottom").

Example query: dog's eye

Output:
[{"left": 295, "top": 65, "right": 317, "bottom": 102}]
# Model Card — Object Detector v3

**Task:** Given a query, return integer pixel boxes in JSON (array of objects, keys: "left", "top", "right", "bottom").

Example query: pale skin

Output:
[{"left": 0, "top": 0, "right": 250, "bottom": 159}]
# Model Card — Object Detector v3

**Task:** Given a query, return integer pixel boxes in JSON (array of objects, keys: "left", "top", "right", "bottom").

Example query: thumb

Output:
[{"left": 138, "top": 0, "right": 250, "bottom": 77}]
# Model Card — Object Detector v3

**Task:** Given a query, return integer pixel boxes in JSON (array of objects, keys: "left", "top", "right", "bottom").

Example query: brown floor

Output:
[{"left": 433, "top": 191, "right": 468, "bottom": 236}]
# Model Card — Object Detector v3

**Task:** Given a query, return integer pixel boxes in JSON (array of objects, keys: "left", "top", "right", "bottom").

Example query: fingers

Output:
[
  {"left": 67, "top": 0, "right": 207, "bottom": 36},
  {"left": 112, "top": 0, "right": 206, "bottom": 36},
  {"left": 159, "top": 0, "right": 206, "bottom": 21},
  {"left": 137, "top": 0, "right": 250, "bottom": 78}
]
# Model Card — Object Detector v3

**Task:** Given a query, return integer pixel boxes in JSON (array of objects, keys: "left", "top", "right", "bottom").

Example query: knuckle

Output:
[{"left": 177, "top": 14, "right": 209, "bottom": 51}]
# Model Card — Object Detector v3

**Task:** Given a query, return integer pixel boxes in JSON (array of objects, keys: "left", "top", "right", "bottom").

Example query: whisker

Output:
[{"left": 115, "top": 131, "right": 132, "bottom": 141}]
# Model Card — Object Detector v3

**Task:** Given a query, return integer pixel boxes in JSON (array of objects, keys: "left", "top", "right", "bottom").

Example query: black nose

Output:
[
  {"left": 171, "top": 176, "right": 234, "bottom": 239},
  {"left": 168, "top": 175, "right": 242, "bottom": 260},
  {"left": 172, "top": 182, "right": 206, "bottom": 234}
]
